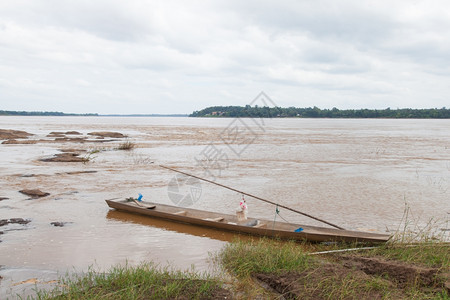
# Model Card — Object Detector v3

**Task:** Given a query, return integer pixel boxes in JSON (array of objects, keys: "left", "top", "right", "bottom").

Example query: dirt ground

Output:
[{"left": 253, "top": 254, "right": 449, "bottom": 299}]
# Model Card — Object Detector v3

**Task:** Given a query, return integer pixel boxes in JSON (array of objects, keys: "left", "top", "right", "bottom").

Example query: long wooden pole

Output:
[{"left": 159, "top": 165, "right": 345, "bottom": 230}]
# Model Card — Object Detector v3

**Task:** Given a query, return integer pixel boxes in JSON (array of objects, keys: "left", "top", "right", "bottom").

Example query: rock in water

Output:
[
  {"left": 87, "top": 131, "right": 126, "bottom": 138},
  {"left": 50, "top": 221, "right": 73, "bottom": 227},
  {"left": 8, "top": 218, "right": 31, "bottom": 224},
  {"left": 0, "top": 129, "right": 33, "bottom": 139},
  {"left": 2, "top": 139, "right": 37, "bottom": 144},
  {"left": 40, "top": 153, "right": 86, "bottom": 162},
  {"left": 65, "top": 131, "right": 82, "bottom": 135},
  {"left": 0, "top": 218, "right": 31, "bottom": 225},
  {"left": 19, "top": 189, "right": 50, "bottom": 198}
]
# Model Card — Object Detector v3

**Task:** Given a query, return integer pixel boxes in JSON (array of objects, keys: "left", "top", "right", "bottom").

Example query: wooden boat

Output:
[{"left": 105, "top": 199, "right": 391, "bottom": 243}]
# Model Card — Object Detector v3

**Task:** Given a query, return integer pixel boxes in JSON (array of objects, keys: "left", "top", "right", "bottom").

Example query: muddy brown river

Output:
[{"left": 0, "top": 116, "right": 449, "bottom": 298}]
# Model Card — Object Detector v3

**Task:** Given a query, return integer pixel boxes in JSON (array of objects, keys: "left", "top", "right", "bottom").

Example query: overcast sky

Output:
[{"left": 1, "top": 1, "right": 449, "bottom": 114}]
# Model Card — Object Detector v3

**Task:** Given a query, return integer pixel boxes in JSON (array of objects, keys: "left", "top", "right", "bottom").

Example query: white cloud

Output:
[{"left": 1, "top": 0, "right": 450, "bottom": 114}]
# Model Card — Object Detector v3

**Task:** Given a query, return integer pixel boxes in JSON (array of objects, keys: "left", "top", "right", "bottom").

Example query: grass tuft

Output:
[
  {"left": 117, "top": 140, "right": 136, "bottom": 151},
  {"left": 391, "top": 201, "right": 449, "bottom": 244},
  {"left": 35, "top": 262, "right": 223, "bottom": 299},
  {"left": 218, "top": 238, "right": 311, "bottom": 277},
  {"left": 362, "top": 243, "right": 450, "bottom": 268}
]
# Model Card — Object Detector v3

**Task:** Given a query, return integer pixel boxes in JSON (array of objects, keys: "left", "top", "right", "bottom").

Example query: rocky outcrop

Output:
[
  {"left": 2, "top": 139, "right": 37, "bottom": 144},
  {"left": 0, "top": 218, "right": 32, "bottom": 243},
  {"left": 40, "top": 153, "right": 86, "bottom": 162},
  {"left": 59, "top": 148, "right": 86, "bottom": 153},
  {"left": 65, "top": 131, "right": 82, "bottom": 135},
  {"left": 19, "top": 189, "right": 50, "bottom": 198},
  {"left": 0, "top": 218, "right": 31, "bottom": 226},
  {"left": 88, "top": 131, "right": 126, "bottom": 138},
  {"left": 0, "top": 129, "right": 33, "bottom": 139}
]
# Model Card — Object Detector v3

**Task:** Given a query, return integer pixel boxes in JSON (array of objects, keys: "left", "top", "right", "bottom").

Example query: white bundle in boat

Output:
[{"left": 236, "top": 199, "right": 248, "bottom": 221}]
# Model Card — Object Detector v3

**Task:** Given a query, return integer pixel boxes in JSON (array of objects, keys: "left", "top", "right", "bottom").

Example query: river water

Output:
[{"left": 0, "top": 116, "right": 449, "bottom": 297}]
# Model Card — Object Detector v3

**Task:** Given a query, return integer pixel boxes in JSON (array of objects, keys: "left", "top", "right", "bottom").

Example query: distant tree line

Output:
[
  {"left": 0, "top": 110, "right": 98, "bottom": 116},
  {"left": 190, "top": 106, "right": 450, "bottom": 119}
]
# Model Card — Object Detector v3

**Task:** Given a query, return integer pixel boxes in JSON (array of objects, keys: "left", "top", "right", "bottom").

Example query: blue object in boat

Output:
[
  {"left": 137, "top": 193, "right": 143, "bottom": 201},
  {"left": 295, "top": 227, "right": 303, "bottom": 233}
]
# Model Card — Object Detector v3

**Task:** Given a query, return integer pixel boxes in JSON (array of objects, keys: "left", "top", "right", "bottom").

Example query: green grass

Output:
[
  {"left": 217, "top": 238, "right": 449, "bottom": 299},
  {"left": 218, "top": 238, "right": 311, "bottom": 277},
  {"left": 35, "top": 263, "right": 222, "bottom": 300},
  {"left": 217, "top": 239, "right": 396, "bottom": 299},
  {"left": 307, "top": 272, "right": 394, "bottom": 300},
  {"left": 81, "top": 147, "right": 106, "bottom": 163},
  {"left": 31, "top": 238, "right": 449, "bottom": 299},
  {"left": 362, "top": 243, "right": 450, "bottom": 268}
]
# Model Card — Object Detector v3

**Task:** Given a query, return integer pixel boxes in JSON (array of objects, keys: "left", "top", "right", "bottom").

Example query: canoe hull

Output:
[{"left": 106, "top": 200, "right": 391, "bottom": 243}]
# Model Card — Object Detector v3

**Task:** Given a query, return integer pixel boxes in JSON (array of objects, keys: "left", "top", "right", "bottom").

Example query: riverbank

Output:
[
  {"left": 30, "top": 239, "right": 449, "bottom": 299},
  {"left": 219, "top": 239, "right": 449, "bottom": 299}
]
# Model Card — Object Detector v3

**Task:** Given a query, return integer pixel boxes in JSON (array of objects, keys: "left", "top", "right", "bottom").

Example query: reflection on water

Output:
[
  {"left": 106, "top": 209, "right": 242, "bottom": 242},
  {"left": 0, "top": 117, "right": 449, "bottom": 297}
]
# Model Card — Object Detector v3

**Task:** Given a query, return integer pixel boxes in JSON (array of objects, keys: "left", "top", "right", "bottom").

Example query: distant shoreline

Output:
[
  {"left": 0, "top": 110, "right": 98, "bottom": 116},
  {"left": 190, "top": 106, "right": 450, "bottom": 119},
  {"left": 3, "top": 107, "right": 450, "bottom": 118},
  {"left": 101, "top": 114, "right": 188, "bottom": 117},
  {"left": 0, "top": 110, "right": 187, "bottom": 117}
]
